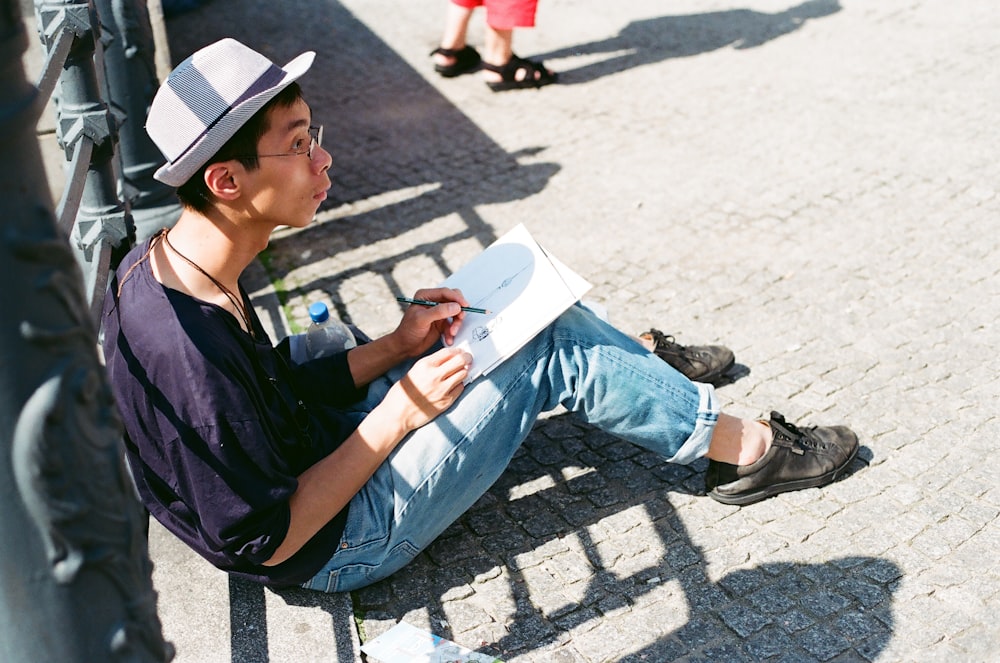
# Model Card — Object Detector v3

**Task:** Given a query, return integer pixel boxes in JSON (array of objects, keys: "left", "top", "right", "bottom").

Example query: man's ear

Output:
[{"left": 203, "top": 162, "right": 241, "bottom": 201}]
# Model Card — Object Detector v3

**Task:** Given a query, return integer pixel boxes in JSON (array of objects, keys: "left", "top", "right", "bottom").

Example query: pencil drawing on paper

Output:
[
  {"left": 471, "top": 315, "right": 503, "bottom": 343},
  {"left": 471, "top": 262, "right": 532, "bottom": 312},
  {"left": 440, "top": 223, "right": 592, "bottom": 382}
]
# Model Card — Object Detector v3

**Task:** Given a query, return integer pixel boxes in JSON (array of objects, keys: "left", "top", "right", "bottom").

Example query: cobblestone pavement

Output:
[{"left": 163, "top": 0, "right": 999, "bottom": 660}]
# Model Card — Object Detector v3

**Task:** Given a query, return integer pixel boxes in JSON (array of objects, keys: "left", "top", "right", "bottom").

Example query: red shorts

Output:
[{"left": 450, "top": 0, "right": 539, "bottom": 29}]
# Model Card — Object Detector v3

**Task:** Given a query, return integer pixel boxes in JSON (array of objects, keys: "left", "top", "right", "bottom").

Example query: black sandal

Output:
[
  {"left": 481, "top": 54, "right": 558, "bottom": 92},
  {"left": 430, "top": 45, "right": 481, "bottom": 78}
]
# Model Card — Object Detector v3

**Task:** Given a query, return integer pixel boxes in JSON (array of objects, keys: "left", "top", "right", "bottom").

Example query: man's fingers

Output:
[
  {"left": 413, "top": 287, "right": 471, "bottom": 309},
  {"left": 428, "top": 347, "right": 473, "bottom": 374},
  {"left": 408, "top": 300, "right": 460, "bottom": 323}
]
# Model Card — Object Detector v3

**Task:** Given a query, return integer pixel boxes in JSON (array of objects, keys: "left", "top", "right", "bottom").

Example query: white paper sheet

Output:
[
  {"left": 441, "top": 224, "right": 592, "bottom": 382},
  {"left": 360, "top": 621, "right": 504, "bottom": 663}
]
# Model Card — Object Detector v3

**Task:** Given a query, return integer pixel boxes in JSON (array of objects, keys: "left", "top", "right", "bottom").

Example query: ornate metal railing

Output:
[{"left": 1, "top": 0, "right": 172, "bottom": 659}]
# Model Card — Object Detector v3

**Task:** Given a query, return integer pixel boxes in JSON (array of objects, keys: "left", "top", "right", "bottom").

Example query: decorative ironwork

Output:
[{"left": 2, "top": 0, "right": 171, "bottom": 659}]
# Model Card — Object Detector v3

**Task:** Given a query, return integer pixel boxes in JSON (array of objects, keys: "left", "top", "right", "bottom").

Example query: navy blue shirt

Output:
[{"left": 102, "top": 239, "right": 368, "bottom": 586}]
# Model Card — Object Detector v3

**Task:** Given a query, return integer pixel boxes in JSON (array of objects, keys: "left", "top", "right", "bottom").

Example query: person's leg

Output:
[
  {"left": 440, "top": 0, "right": 478, "bottom": 50},
  {"left": 432, "top": 1, "right": 481, "bottom": 75},
  {"left": 304, "top": 304, "right": 722, "bottom": 591},
  {"left": 483, "top": 0, "right": 539, "bottom": 31},
  {"left": 480, "top": 0, "right": 556, "bottom": 88},
  {"left": 707, "top": 412, "right": 770, "bottom": 465},
  {"left": 303, "top": 304, "right": 855, "bottom": 592},
  {"left": 482, "top": 25, "right": 514, "bottom": 69}
]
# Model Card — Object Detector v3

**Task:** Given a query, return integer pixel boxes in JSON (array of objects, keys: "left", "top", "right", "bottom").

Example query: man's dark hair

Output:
[{"left": 175, "top": 82, "right": 304, "bottom": 212}]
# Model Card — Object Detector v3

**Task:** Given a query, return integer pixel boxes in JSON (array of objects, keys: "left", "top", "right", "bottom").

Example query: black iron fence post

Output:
[
  {"left": 93, "top": 0, "right": 179, "bottom": 241},
  {"left": 1, "top": 0, "right": 171, "bottom": 659},
  {"left": 35, "top": 0, "right": 131, "bottom": 323}
]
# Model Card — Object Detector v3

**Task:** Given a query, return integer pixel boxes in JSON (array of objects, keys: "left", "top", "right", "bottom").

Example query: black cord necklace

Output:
[{"left": 160, "top": 229, "right": 256, "bottom": 339}]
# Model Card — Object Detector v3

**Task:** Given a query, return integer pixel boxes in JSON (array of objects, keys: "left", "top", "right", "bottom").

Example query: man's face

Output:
[{"left": 239, "top": 98, "right": 332, "bottom": 229}]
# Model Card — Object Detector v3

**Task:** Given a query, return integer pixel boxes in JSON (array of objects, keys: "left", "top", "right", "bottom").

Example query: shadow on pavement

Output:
[
  {"left": 539, "top": 0, "right": 841, "bottom": 86},
  {"left": 227, "top": 576, "right": 268, "bottom": 659},
  {"left": 355, "top": 413, "right": 896, "bottom": 661}
]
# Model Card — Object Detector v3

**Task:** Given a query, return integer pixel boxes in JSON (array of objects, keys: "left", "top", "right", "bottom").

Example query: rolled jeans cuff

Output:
[{"left": 665, "top": 380, "right": 719, "bottom": 465}]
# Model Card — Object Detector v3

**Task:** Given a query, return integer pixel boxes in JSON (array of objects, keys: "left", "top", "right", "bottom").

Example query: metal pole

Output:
[
  {"left": 35, "top": 0, "right": 132, "bottom": 324},
  {"left": 94, "top": 0, "right": 179, "bottom": 242},
  {"left": 0, "top": 0, "right": 171, "bottom": 660}
]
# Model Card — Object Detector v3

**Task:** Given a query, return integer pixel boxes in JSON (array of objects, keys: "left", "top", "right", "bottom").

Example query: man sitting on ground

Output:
[{"left": 102, "top": 38, "right": 858, "bottom": 591}]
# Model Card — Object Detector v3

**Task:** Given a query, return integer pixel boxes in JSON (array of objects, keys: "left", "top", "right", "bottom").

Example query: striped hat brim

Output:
[{"left": 147, "top": 39, "right": 315, "bottom": 187}]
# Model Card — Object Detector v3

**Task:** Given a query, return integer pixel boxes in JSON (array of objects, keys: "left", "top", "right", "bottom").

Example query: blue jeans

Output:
[{"left": 302, "top": 304, "right": 718, "bottom": 592}]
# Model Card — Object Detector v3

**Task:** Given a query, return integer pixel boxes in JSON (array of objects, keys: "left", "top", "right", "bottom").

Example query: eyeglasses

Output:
[{"left": 234, "top": 125, "right": 324, "bottom": 161}]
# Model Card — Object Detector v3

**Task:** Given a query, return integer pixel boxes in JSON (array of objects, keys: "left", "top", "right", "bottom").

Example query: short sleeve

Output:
[{"left": 160, "top": 418, "right": 298, "bottom": 565}]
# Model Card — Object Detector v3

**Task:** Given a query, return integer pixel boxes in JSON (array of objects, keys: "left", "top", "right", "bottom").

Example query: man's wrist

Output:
[{"left": 378, "top": 330, "right": 415, "bottom": 362}]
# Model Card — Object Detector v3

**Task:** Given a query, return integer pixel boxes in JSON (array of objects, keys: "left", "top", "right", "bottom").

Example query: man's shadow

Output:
[
  {"left": 539, "top": 0, "right": 841, "bottom": 85},
  {"left": 280, "top": 413, "right": 894, "bottom": 660}
]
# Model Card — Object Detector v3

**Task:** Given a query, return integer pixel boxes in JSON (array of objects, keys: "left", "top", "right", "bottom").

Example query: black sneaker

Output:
[
  {"left": 705, "top": 411, "right": 859, "bottom": 505},
  {"left": 639, "top": 329, "right": 735, "bottom": 386}
]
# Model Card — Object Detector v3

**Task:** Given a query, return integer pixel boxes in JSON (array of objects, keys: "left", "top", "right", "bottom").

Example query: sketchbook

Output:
[{"left": 441, "top": 223, "right": 592, "bottom": 382}]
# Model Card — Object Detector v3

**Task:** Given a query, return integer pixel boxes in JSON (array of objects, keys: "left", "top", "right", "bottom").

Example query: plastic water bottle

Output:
[{"left": 305, "top": 302, "right": 356, "bottom": 358}]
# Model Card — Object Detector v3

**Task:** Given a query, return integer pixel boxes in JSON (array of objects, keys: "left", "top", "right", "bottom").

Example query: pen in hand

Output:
[{"left": 396, "top": 297, "right": 490, "bottom": 315}]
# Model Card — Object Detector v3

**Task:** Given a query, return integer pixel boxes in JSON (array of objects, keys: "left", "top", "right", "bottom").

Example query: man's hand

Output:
[
  {"left": 390, "top": 287, "right": 471, "bottom": 356},
  {"left": 382, "top": 346, "right": 471, "bottom": 432},
  {"left": 343, "top": 288, "right": 474, "bottom": 391},
  {"left": 266, "top": 344, "right": 470, "bottom": 567}
]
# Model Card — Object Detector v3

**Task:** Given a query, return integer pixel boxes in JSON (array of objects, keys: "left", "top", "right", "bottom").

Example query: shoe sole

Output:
[
  {"left": 435, "top": 64, "right": 481, "bottom": 78},
  {"left": 708, "top": 444, "right": 859, "bottom": 506}
]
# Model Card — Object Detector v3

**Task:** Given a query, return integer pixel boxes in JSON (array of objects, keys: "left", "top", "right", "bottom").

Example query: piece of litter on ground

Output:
[{"left": 360, "top": 621, "right": 504, "bottom": 663}]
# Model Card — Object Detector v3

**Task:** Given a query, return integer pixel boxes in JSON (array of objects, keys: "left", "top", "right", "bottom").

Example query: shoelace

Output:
[
  {"left": 644, "top": 329, "right": 686, "bottom": 353},
  {"left": 771, "top": 413, "right": 828, "bottom": 454}
]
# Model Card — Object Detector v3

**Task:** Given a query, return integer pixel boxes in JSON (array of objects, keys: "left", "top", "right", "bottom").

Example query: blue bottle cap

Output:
[{"left": 308, "top": 301, "right": 330, "bottom": 323}]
